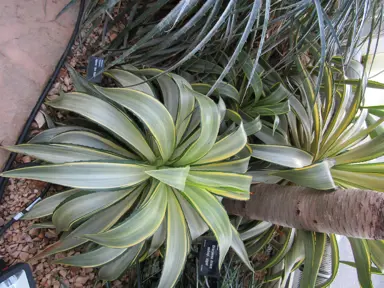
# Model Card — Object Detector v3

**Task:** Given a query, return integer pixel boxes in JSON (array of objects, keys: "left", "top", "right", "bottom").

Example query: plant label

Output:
[
  {"left": 198, "top": 239, "right": 220, "bottom": 278},
  {"left": 87, "top": 56, "right": 104, "bottom": 83}
]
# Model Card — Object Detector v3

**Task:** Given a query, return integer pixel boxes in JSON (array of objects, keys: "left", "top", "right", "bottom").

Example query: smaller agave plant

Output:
[
  {"left": 182, "top": 51, "right": 291, "bottom": 140},
  {"left": 240, "top": 52, "right": 384, "bottom": 287},
  {"left": 1, "top": 67, "right": 253, "bottom": 286}
]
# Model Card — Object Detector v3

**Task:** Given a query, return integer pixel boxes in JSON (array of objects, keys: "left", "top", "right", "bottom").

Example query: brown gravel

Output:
[{"left": 0, "top": 179, "right": 133, "bottom": 287}]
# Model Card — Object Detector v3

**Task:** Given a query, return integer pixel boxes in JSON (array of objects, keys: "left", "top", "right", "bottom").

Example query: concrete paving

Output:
[{"left": 0, "top": 0, "right": 78, "bottom": 169}]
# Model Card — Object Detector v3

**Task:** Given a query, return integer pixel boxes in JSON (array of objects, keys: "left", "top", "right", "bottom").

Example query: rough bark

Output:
[{"left": 223, "top": 183, "right": 384, "bottom": 239}]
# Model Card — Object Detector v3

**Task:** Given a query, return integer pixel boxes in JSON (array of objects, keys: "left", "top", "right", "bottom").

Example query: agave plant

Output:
[
  {"left": 75, "top": 0, "right": 379, "bottom": 95},
  {"left": 225, "top": 49, "right": 384, "bottom": 287},
  {"left": 1, "top": 67, "right": 254, "bottom": 285}
]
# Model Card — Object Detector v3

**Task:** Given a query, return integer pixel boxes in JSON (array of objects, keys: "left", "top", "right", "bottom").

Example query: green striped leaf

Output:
[
  {"left": 231, "top": 225, "right": 253, "bottom": 271},
  {"left": 170, "top": 74, "right": 195, "bottom": 144},
  {"left": 318, "top": 234, "right": 340, "bottom": 287},
  {"left": 331, "top": 169, "right": 384, "bottom": 192},
  {"left": 175, "top": 190, "right": 208, "bottom": 240},
  {"left": 273, "top": 160, "right": 336, "bottom": 190},
  {"left": 84, "top": 181, "right": 167, "bottom": 248},
  {"left": 191, "top": 157, "right": 250, "bottom": 174},
  {"left": 367, "top": 240, "right": 384, "bottom": 273},
  {"left": 240, "top": 221, "right": 273, "bottom": 241},
  {"left": 255, "top": 123, "right": 289, "bottom": 145},
  {"left": 194, "top": 123, "right": 247, "bottom": 164},
  {"left": 334, "top": 134, "right": 384, "bottom": 165},
  {"left": 95, "top": 87, "right": 175, "bottom": 163},
  {"left": 187, "top": 171, "right": 251, "bottom": 200},
  {"left": 250, "top": 144, "right": 313, "bottom": 168},
  {"left": 29, "top": 126, "right": 92, "bottom": 143},
  {"left": 98, "top": 242, "right": 144, "bottom": 281},
  {"left": 148, "top": 221, "right": 166, "bottom": 256},
  {"left": 47, "top": 92, "right": 155, "bottom": 162},
  {"left": 300, "top": 232, "right": 326, "bottom": 288},
  {"left": 238, "top": 51, "right": 263, "bottom": 102},
  {"left": 50, "top": 130, "right": 138, "bottom": 159},
  {"left": 343, "top": 79, "right": 384, "bottom": 89},
  {"left": 54, "top": 246, "right": 127, "bottom": 267},
  {"left": 191, "top": 82, "right": 240, "bottom": 103},
  {"left": 158, "top": 190, "right": 189, "bottom": 288},
  {"left": 244, "top": 116, "right": 262, "bottom": 136},
  {"left": 30, "top": 222, "right": 56, "bottom": 229},
  {"left": 255, "top": 228, "right": 295, "bottom": 271},
  {"left": 247, "top": 226, "right": 276, "bottom": 257},
  {"left": 34, "top": 188, "right": 142, "bottom": 258},
  {"left": 182, "top": 185, "right": 231, "bottom": 267},
  {"left": 146, "top": 166, "right": 190, "bottom": 191},
  {"left": 139, "top": 69, "right": 180, "bottom": 121},
  {"left": 257, "top": 83, "right": 290, "bottom": 106},
  {"left": 174, "top": 90, "right": 220, "bottom": 166},
  {"left": 5, "top": 144, "right": 125, "bottom": 163},
  {"left": 2, "top": 162, "right": 152, "bottom": 190},
  {"left": 333, "top": 162, "right": 384, "bottom": 173},
  {"left": 348, "top": 238, "right": 373, "bottom": 288},
  {"left": 368, "top": 106, "right": 384, "bottom": 117},
  {"left": 340, "top": 261, "right": 383, "bottom": 275},
  {"left": 52, "top": 188, "right": 133, "bottom": 232},
  {"left": 24, "top": 189, "right": 80, "bottom": 220},
  {"left": 104, "top": 69, "right": 155, "bottom": 97},
  {"left": 247, "top": 170, "right": 282, "bottom": 184},
  {"left": 281, "top": 230, "right": 305, "bottom": 287}
]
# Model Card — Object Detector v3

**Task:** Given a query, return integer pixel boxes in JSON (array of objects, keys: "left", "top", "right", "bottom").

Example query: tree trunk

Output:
[{"left": 223, "top": 183, "right": 384, "bottom": 239}]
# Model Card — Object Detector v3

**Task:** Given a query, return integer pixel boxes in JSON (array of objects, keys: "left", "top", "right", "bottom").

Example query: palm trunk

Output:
[{"left": 223, "top": 183, "right": 384, "bottom": 239}]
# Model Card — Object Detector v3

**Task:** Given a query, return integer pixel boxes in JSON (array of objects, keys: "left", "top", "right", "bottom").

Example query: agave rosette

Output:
[
  {"left": 1, "top": 67, "right": 253, "bottom": 286},
  {"left": 241, "top": 49, "right": 384, "bottom": 286}
]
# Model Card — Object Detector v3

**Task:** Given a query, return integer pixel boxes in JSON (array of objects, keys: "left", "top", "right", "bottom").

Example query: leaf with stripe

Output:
[
  {"left": 104, "top": 69, "right": 155, "bottom": 97},
  {"left": 348, "top": 238, "right": 373, "bottom": 288},
  {"left": 250, "top": 144, "right": 313, "bottom": 168},
  {"left": 331, "top": 169, "right": 384, "bottom": 192},
  {"left": 2, "top": 162, "right": 152, "bottom": 190},
  {"left": 5, "top": 144, "right": 125, "bottom": 163},
  {"left": 273, "top": 160, "right": 336, "bottom": 190},
  {"left": 52, "top": 188, "right": 134, "bottom": 232},
  {"left": 300, "top": 232, "right": 326, "bottom": 288},
  {"left": 191, "top": 82, "right": 240, "bottom": 103},
  {"left": 84, "top": 181, "right": 167, "bottom": 248},
  {"left": 174, "top": 190, "right": 208, "bottom": 240},
  {"left": 316, "top": 234, "right": 339, "bottom": 288},
  {"left": 47, "top": 92, "right": 155, "bottom": 162},
  {"left": 29, "top": 126, "right": 92, "bottom": 143},
  {"left": 174, "top": 90, "right": 220, "bottom": 166},
  {"left": 231, "top": 225, "right": 253, "bottom": 271},
  {"left": 194, "top": 123, "right": 246, "bottom": 165},
  {"left": 187, "top": 171, "right": 251, "bottom": 200},
  {"left": 334, "top": 134, "right": 384, "bottom": 165},
  {"left": 33, "top": 188, "right": 142, "bottom": 258},
  {"left": 255, "top": 228, "right": 294, "bottom": 271},
  {"left": 367, "top": 240, "right": 384, "bottom": 273},
  {"left": 240, "top": 221, "right": 273, "bottom": 241},
  {"left": 98, "top": 242, "right": 144, "bottom": 281},
  {"left": 54, "top": 246, "right": 127, "bottom": 267},
  {"left": 95, "top": 87, "right": 175, "bottom": 163},
  {"left": 146, "top": 166, "right": 190, "bottom": 191},
  {"left": 148, "top": 221, "right": 166, "bottom": 256},
  {"left": 50, "top": 130, "right": 138, "bottom": 159},
  {"left": 158, "top": 189, "right": 189, "bottom": 288},
  {"left": 24, "top": 189, "right": 80, "bottom": 220},
  {"left": 182, "top": 185, "right": 231, "bottom": 267}
]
